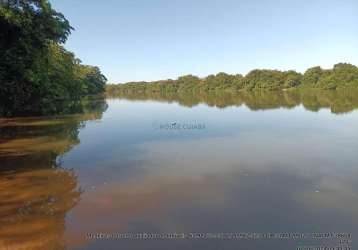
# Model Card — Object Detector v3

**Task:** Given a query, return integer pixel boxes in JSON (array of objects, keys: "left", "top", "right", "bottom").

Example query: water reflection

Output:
[
  {"left": 108, "top": 88, "right": 358, "bottom": 114},
  {"left": 0, "top": 92, "right": 357, "bottom": 250},
  {"left": 0, "top": 98, "right": 107, "bottom": 250},
  {"left": 0, "top": 169, "right": 80, "bottom": 250}
]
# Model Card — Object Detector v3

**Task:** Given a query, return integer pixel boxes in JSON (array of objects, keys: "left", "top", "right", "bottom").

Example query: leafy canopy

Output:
[{"left": 0, "top": 0, "right": 107, "bottom": 117}]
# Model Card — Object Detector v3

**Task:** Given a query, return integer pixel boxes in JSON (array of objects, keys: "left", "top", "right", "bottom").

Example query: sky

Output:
[{"left": 50, "top": 0, "right": 358, "bottom": 83}]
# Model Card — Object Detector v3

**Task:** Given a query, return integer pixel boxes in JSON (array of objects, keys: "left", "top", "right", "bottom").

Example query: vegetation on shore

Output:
[
  {"left": 107, "top": 63, "right": 358, "bottom": 95},
  {"left": 0, "top": 0, "right": 107, "bottom": 117}
]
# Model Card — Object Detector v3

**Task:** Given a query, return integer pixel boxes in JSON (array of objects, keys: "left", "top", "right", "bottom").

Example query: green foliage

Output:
[
  {"left": 317, "top": 63, "right": 358, "bottom": 89},
  {"left": 109, "top": 63, "right": 358, "bottom": 96},
  {"left": 244, "top": 69, "right": 286, "bottom": 90},
  {"left": 76, "top": 65, "right": 107, "bottom": 95},
  {"left": 177, "top": 75, "right": 201, "bottom": 92},
  {"left": 0, "top": 0, "right": 106, "bottom": 117},
  {"left": 300, "top": 63, "right": 358, "bottom": 90},
  {"left": 232, "top": 74, "right": 245, "bottom": 90},
  {"left": 284, "top": 70, "right": 302, "bottom": 88},
  {"left": 302, "top": 66, "right": 324, "bottom": 85}
]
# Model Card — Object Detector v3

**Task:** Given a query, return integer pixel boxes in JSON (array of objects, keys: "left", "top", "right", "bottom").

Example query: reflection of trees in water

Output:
[
  {"left": 0, "top": 97, "right": 108, "bottom": 158},
  {"left": 0, "top": 97, "right": 107, "bottom": 250},
  {"left": 107, "top": 89, "right": 358, "bottom": 114},
  {"left": 0, "top": 168, "right": 80, "bottom": 250}
]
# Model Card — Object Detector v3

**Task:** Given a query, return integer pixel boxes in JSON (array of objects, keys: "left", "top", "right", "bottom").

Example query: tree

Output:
[
  {"left": 213, "top": 72, "right": 235, "bottom": 90},
  {"left": 177, "top": 75, "right": 201, "bottom": 92},
  {"left": 244, "top": 69, "right": 286, "bottom": 90},
  {"left": 77, "top": 65, "right": 107, "bottom": 95},
  {"left": 284, "top": 70, "right": 302, "bottom": 88},
  {"left": 0, "top": 0, "right": 106, "bottom": 116},
  {"left": 302, "top": 66, "right": 324, "bottom": 86},
  {"left": 108, "top": 63, "right": 358, "bottom": 96},
  {"left": 331, "top": 63, "right": 358, "bottom": 87},
  {"left": 232, "top": 74, "right": 245, "bottom": 90}
]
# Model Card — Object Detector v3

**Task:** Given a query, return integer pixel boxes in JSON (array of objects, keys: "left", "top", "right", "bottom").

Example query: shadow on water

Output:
[
  {"left": 0, "top": 97, "right": 108, "bottom": 250},
  {"left": 107, "top": 88, "right": 358, "bottom": 114}
]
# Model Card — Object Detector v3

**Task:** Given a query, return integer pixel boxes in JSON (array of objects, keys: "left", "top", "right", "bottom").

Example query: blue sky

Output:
[{"left": 50, "top": 0, "right": 358, "bottom": 83}]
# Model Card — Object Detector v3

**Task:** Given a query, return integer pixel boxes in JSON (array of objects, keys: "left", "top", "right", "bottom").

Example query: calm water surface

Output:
[{"left": 0, "top": 91, "right": 357, "bottom": 250}]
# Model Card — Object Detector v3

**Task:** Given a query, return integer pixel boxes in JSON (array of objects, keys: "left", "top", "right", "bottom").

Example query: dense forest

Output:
[
  {"left": 0, "top": 0, "right": 107, "bottom": 117},
  {"left": 107, "top": 63, "right": 358, "bottom": 95}
]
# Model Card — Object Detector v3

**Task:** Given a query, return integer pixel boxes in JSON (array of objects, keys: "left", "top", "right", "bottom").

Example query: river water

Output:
[{"left": 0, "top": 90, "right": 357, "bottom": 250}]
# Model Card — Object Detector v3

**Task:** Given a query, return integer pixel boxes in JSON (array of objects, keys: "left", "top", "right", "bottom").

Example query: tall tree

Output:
[{"left": 0, "top": 0, "right": 106, "bottom": 116}]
